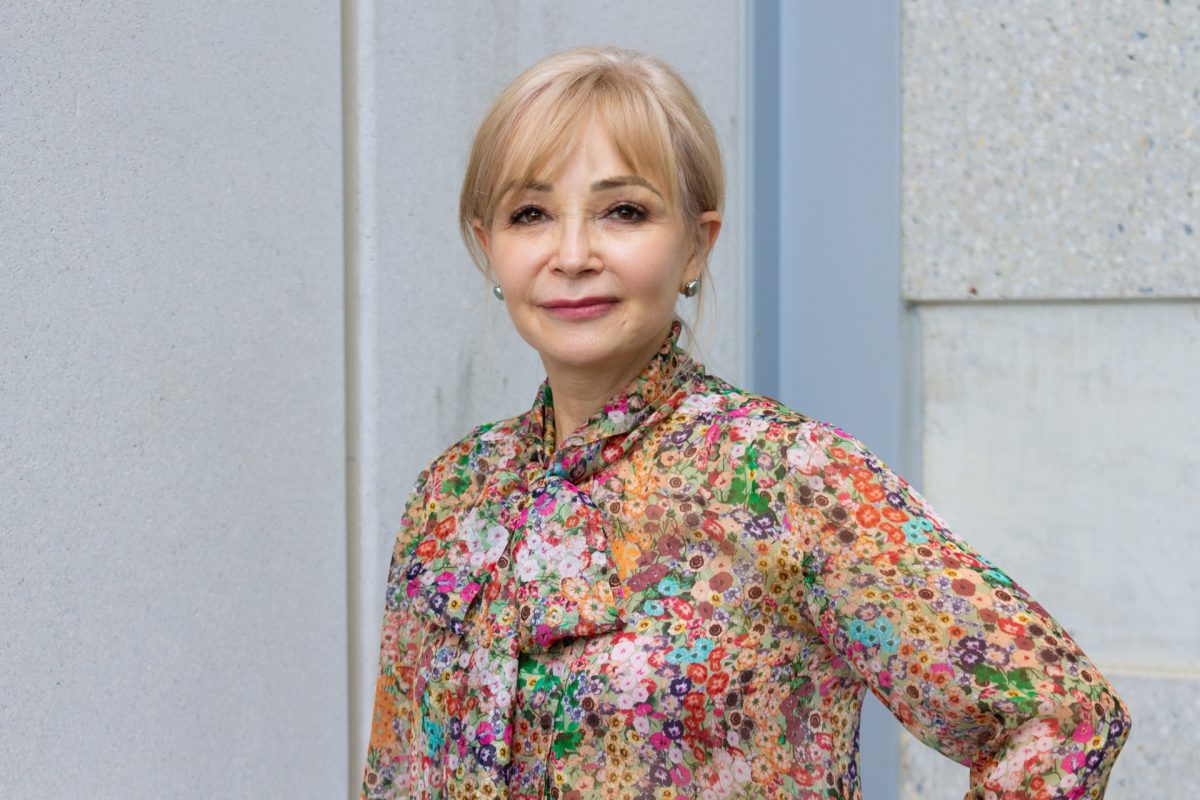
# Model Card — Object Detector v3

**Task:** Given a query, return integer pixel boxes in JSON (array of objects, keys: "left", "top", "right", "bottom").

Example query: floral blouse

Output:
[{"left": 363, "top": 320, "right": 1130, "bottom": 800}]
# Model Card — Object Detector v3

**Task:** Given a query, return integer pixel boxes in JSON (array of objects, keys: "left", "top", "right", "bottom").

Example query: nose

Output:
[{"left": 553, "top": 216, "right": 598, "bottom": 275}]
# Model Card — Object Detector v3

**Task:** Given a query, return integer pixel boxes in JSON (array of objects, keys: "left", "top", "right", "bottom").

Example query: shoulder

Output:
[
  {"left": 413, "top": 409, "right": 530, "bottom": 502},
  {"left": 680, "top": 370, "right": 876, "bottom": 465}
]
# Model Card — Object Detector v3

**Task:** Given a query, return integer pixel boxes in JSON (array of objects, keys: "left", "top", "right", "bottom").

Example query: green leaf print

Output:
[
  {"left": 727, "top": 444, "right": 771, "bottom": 513},
  {"left": 551, "top": 724, "right": 582, "bottom": 759}
]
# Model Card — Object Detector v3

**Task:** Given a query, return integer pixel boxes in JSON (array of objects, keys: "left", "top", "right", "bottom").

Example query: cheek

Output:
[
  {"left": 612, "top": 238, "right": 689, "bottom": 297},
  {"left": 490, "top": 237, "right": 542, "bottom": 285}
]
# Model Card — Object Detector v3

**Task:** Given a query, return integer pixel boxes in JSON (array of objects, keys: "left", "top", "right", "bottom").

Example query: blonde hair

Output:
[{"left": 459, "top": 47, "right": 725, "bottom": 295}]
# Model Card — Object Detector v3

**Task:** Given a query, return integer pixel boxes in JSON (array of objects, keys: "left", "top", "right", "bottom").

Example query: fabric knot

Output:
[
  {"left": 398, "top": 468, "right": 626, "bottom": 649},
  {"left": 508, "top": 474, "right": 627, "bottom": 653}
]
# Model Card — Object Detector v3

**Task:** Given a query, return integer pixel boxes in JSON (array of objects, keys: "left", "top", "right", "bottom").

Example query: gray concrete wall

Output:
[
  {"left": 349, "top": 2, "right": 748, "bottom": 786},
  {"left": 0, "top": 2, "right": 747, "bottom": 798},
  {"left": 1, "top": 2, "right": 347, "bottom": 797},
  {"left": 900, "top": 3, "right": 1199, "bottom": 797}
]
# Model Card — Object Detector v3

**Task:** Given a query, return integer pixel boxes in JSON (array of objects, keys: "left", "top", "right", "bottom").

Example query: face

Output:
[{"left": 474, "top": 120, "right": 720, "bottom": 381}]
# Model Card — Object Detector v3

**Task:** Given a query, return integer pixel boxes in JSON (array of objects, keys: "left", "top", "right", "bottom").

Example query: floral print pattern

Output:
[{"left": 364, "top": 320, "right": 1131, "bottom": 799}]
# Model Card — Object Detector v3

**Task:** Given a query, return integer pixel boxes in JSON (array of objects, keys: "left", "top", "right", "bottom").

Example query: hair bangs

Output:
[
  {"left": 593, "top": 82, "right": 680, "bottom": 209},
  {"left": 483, "top": 76, "right": 681, "bottom": 226}
]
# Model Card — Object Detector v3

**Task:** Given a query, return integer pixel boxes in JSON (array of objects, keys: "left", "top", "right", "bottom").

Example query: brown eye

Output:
[
  {"left": 510, "top": 206, "right": 545, "bottom": 225},
  {"left": 608, "top": 203, "right": 645, "bottom": 222}
]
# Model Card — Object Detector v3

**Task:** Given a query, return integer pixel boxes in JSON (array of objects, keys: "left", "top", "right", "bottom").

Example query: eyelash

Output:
[
  {"left": 607, "top": 202, "right": 648, "bottom": 223},
  {"left": 508, "top": 205, "right": 546, "bottom": 225},
  {"left": 507, "top": 202, "right": 648, "bottom": 226}
]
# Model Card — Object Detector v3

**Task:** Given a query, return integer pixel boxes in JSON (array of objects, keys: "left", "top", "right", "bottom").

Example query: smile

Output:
[{"left": 540, "top": 297, "right": 618, "bottom": 320}]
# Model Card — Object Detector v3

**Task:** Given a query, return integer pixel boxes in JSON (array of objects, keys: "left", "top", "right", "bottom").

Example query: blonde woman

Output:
[{"left": 362, "top": 47, "right": 1130, "bottom": 799}]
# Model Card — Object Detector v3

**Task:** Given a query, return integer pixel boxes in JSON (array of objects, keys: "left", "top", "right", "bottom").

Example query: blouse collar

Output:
[{"left": 521, "top": 318, "right": 699, "bottom": 472}]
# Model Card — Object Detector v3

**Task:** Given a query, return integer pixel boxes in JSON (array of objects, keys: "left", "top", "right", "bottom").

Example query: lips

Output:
[
  {"left": 542, "top": 296, "right": 617, "bottom": 309},
  {"left": 540, "top": 296, "right": 618, "bottom": 320}
]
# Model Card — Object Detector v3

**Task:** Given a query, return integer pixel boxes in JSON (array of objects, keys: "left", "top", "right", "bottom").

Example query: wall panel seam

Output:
[{"left": 341, "top": 0, "right": 375, "bottom": 796}]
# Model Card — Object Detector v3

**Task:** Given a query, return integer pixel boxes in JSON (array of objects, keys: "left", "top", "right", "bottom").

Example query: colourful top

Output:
[{"left": 362, "top": 320, "right": 1130, "bottom": 800}]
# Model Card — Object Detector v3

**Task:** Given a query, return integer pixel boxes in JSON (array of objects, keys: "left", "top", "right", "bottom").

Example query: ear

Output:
[
  {"left": 684, "top": 210, "right": 723, "bottom": 280},
  {"left": 471, "top": 218, "right": 492, "bottom": 263}
]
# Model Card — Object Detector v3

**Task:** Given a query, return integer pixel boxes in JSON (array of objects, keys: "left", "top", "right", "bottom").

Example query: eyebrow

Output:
[
  {"left": 512, "top": 175, "right": 663, "bottom": 198},
  {"left": 591, "top": 175, "right": 662, "bottom": 197}
]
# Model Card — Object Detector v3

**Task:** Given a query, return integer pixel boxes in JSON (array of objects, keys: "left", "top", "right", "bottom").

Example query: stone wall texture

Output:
[
  {"left": 899, "top": 2, "right": 1199, "bottom": 796},
  {"left": 903, "top": 2, "right": 1198, "bottom": 300},
  {"left": 2, "top": 2, "right": 348, "bottom": 796},
  {"left": 2, "top": 2, "right": 746, "bottom": 798}
]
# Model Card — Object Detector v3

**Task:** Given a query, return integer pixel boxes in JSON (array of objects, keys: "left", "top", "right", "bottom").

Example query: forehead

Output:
[
  {"left": 491, "top": 101, "right": 678, "bottom": 208},
  {"left": 531, "top": 122, "right": 635, "bottom": 182}
]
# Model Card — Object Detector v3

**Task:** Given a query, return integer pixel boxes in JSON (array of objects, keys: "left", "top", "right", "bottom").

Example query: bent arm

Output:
[{"left": 783, "top": 422, "right": 1131, "bottom": 799}]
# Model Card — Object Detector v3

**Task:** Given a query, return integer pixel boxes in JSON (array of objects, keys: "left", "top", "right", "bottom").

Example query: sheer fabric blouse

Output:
[{"left": 362, "top": 321, "right": 1130, "bottom": 800}]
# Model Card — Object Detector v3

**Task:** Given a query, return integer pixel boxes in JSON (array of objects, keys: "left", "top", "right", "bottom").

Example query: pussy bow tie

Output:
[{"left": 397, "top": 322, "right": 698, "bottom": 794}]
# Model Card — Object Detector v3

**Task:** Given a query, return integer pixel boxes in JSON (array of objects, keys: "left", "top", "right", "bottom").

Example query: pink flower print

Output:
[
  {"left": 434, "top": 571, "right": 456, "bottom": 593},
  {"left": 534, "top": 623, "right": 555, "bottom": 648},
  {"left": 1062, "top": 751, "right": 1086, "bottom": 773},
  {"left": 1071, "top": 720, "right": 1094, "bottom": 743},
  {"left": 534, "top": 491, "right": 557, "bottom": 516},
  {"left": 669, "top": 764, "right": 691, "bottom": 786}
]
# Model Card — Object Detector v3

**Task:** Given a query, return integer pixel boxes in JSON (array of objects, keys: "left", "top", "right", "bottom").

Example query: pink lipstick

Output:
[{"left": 540, "top": 296, "right": 618, "bottom": 320}]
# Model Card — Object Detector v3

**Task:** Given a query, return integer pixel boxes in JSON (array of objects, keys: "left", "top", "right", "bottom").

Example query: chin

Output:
[{"left": 541, "top": 342, "right": 622, "bottom": 371}]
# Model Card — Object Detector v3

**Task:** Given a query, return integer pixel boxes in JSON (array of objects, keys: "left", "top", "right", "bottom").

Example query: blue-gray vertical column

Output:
[
  {"left": 747, "top": 0, "right": 781, "bottom": 398},
  {"left": 749, "top": 2, "right": 905, "bottom": 797}
]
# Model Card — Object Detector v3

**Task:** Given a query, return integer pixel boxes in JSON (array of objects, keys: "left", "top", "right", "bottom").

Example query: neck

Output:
[{"left": 544, "top": 322, "right": 673, "bottom": 449}]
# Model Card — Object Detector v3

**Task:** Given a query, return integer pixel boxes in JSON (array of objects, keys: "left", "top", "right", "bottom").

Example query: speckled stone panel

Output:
[
  {"left": 903, "top": 2, "right": 1199, "bottom": 300},
  {"left": 898, "top": 671, "right": 1199, "bottom": 799},
  {"left": 1, "top": 2, "right": 346, "bottom": 797},
  {"left": 917, "top": 302, "right": 1200, "bottom": 670}
]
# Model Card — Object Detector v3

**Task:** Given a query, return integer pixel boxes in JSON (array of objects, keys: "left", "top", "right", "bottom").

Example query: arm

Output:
[
  {"left": 361, "top": 465, "right": 433, "bottom": 799},
  {"left": 783, "top": 421, "right": 1131, "bottom": 799}
]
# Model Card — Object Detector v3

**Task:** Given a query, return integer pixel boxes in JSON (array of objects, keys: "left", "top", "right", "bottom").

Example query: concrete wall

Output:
[
  {"left": 1, "top": 2, "right": 347, "bottom": 797},
  {"left": 2, "top": 2, "right": 747, "bottom": 797},
  {"left": 900, "top": 3, "right": 1199, "bottom": 797}
]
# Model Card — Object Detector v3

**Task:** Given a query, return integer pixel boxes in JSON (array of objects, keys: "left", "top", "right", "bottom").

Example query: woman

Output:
[{"left": 363, "top": 47, "right": 1130, "bottom": 800}]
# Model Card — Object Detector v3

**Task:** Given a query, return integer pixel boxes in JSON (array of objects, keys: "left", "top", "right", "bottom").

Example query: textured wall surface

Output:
[
  {"left": 898, "top": 303, "right": 1200, "bottom": 797},
  {"left": 899, "top": 2, "right": 1199, "bottom": 795},
  {"left": 903, "top": 2, "right": 1199, "bottom": 300},
  {"left": 1, "top": 2, "right": 347, "bottom": 797},
  {"left": 350, "top": 0, "right": 747, "bottom": 785},
  {"left": 919, "top": 302, "right": 1199, "bottom": 670},
  {"left": 1, "top": 2, "right": 747, "bottom": 797}
]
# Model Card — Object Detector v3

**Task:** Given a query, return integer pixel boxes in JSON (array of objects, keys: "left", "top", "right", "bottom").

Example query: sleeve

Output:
[
  {"left": 782, "top": 421, "right": 1131, "bottom": 800},
  {"left": 361, "top": 464, "right": 434, "bottom": 799}
]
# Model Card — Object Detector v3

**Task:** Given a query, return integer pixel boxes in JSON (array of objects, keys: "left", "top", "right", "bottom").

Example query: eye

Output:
[
  {"left": 606, "top": 203, "right": 646, "bottom": 223},
  {"left": 509, "top": 205, "right": 546, "bottom": 225}
]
